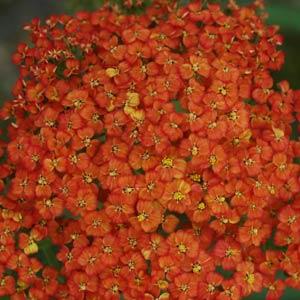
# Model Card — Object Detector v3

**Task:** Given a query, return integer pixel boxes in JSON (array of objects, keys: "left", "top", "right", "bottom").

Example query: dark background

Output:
[{"left": 0, "top": 0, "right": 299, "bottom": 299}]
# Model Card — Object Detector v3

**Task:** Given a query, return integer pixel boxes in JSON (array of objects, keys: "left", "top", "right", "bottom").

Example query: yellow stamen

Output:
[{"left": 106, "top": 68, "right": 119, "bottom": 78}]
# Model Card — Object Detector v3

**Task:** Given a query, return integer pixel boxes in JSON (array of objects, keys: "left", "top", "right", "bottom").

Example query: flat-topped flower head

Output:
[{"left": 0, "top": 0, "right": 299, "bottom": 299}]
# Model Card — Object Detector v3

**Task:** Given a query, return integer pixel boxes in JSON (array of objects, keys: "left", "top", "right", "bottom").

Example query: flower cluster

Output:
[{"left": 0, "top": 0, "right": 300, "bottom": 299}]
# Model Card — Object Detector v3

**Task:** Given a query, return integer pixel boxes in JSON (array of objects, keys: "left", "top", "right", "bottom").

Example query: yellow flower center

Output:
[
  {"left": 173, "top": 191, "right": 185, "bottom": 202},
  {"left": 177, "top": 243, "right": 187, "bottom": 253},
  {"left": 192, "top": 263, "right": 202, "bottom": 273},
  {"left": 218, "top": 86, "right": 227, "bottom": 96},
  {"left": 106, "top": 67, "right": 119, "bottom": 78},
  {"left": 198, "top": 202, "right": 206, "bottom": 210},
  {"left": 209, "top": 155, "right": 218, "bottom": 166},
  {"left": 190, "top": 145, "right": 199, "bottom": 156},
  {"left": 245, "top": 272, "right": 255, "bottom": 285},
  {"left": 79, "top": 282, "right": 87, "bottom": 291},
  {"left": 137, "top": 212, "right": 148, "bottom": 222},
  {"left": 180, "top": 284, "right": 189, "bottom": 293},
  {"left": 189, "top": 173, "right": 201, "bottom": 182},
  {"left": 162, "top": 157, "right": 174, "bottom": 168}
]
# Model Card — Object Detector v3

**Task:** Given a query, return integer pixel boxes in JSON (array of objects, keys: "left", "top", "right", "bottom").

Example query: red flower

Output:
[
  {"left": 169, "top": 273, "right": 198, "bottom": 300},
  {"left": 129, "top": 145, "right": 159, "bottom": 171},
  {"left": 238, "top": 219, "right": 271, "bottom": 246},
  {"left": 168, "top": 231, "right": 199, "bottom": 260},
  {"left": 235, "top": 262, "right": 263, "bottom": 296},
  {"left": 198, "top": 272, "right": 223, "bottom": 300},
  {"left": 81, "top": 210, "right": 111, "bottom": 237},
  {"left": 78, "top": 246, "right": 103, "bottom": 275},
  {"left": 66, "top": 188, "right": 97, "bottom": 215},
  {"left": 214, "top": 238, "right": 242, "bottom": 270},
  {"left": 161, "top": 179, "right": 191, "bottom": 213},
  {"left": 68, "top": 271, "right": 98, "bottom": 298},
  {"left": 155, "top": 149, "right": 187, "bottom": 181}
]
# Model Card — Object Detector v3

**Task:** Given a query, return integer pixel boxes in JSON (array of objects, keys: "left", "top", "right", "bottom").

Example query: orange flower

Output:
[
  {"left": 66, "top": 188, "right": 97, "bottom": 215},
  {"left": 138, "top": 171, "right": 164, "bottom": 201},
  {"left": 68, "top": 271, "right": 98, "bottom": 298},
  {"left": 161, "top": 112, "right": 185, "bottom": 142},
  {"left": 218, "top": 279, "right": 241, "bottom": 300},
  {"left": 198, "top": 272, "right": 223, "bottom": 300},
  {"left": 179, "top": 55, "right": 211, "bottom": 79},
  {"left": 168, "top": 231, "right": 199, "bottom": 260},
  {"left": 35, "top": 196, "right": 63, "bottom": 219},
  {"left": 78, "top": 246, "right": 102, "bottom": 275},
  {"left": 122, "top": 24, "right": 150, "bottom": 43},
  {"left": 235, "top": 262, "right": 263, "bottom": 296},
  {"left": 81, "top": 210, "right": 111, "bottom": 237},
  {"left": 141, "top": 233, "right": 169, "bottom": 260},
  {"left": 1, "top": 2, "right": 300, "bottom": 299},
  {"left": 162, "top": 214, "right": 180, "bottom": 234},
  {"left": 129, "top": 145, "right": 159, "bottom": 171},
  {"left": 278, "top": 205, "right": 300, "bottom": 233},
  {"left": 155, "top": 149, "right": 187, "bottom": 181},
  {"left": 238, "top": 219, "right": 271, "bottom": 247},
  {"left": 169, "top": 273, "right": 198, "bottom": 300},
  {"left": 205, "top": 184, "right": 229, "bottom": 214},
  {"left": 272, "top": 152, "right": 292, "bottom": 180},
  {"left": 101, "top": 137, "right": 129, "bottom": 161},
  {"left": 134, "top": 200, "right": 163, "bottom": 232},
  {"left": 179, "top": 134, "right": 209, "bottom": 162},
  {"left": 62, "top": 89, "right": 90, "bottom": 110},
  {"left": 105, "top": 193, "right": 134, "bottom": 223},
  {"left": 98, "top": 159, "right": 131, "bottom": 189},
  {"left": 161, "top": 179, "right": 191, "bottom": 213},
  {"left": 214, "top": 239, "right": 242, "bottom": 270}
]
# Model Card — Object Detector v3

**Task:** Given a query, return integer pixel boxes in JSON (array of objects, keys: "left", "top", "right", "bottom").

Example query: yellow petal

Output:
[
  {"left": 17, "top": 280, "right": 28, "bottom": 290},
  {"left": 272, "top": 126, "right": 284, "bottom": 139},
  {"left": 105, "top": 68, "right": 119, "bottom": 78},
  {"left": 159, "top": 293, "right": 170, "bottom": 300},
  {"left": 141, "top": 249, "right": 151, "bottom": 260},
  {"left": 107, "top": 100, "right": 115, "bottom": 112},
  {"left": 130, "top": 109, "right": 145, "bottom": 121},
  {"left": 24, "top": 242, "right": 39, "bottom": 255},
  {"left": 240, "top": 129, "right": 252, "bottom": 141},
  {"left": 157, "top": 280, "right": 169, "bottom": 290},
  {"left": 13, "top": 213, "right": 23, "bottom": 222},
  {"left": 126, "top": 92, "right": 140, "bottom": 107},
  {"left": 124, "top": 105, "right": 135, "bottom": 115}
]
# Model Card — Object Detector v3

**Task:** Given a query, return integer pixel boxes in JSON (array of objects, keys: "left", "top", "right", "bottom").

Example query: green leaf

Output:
[
  {"left": 293, "top": 157, "right": 300, "bottom": 165},
  {"left": 276, "top": 270, "right": 287, "bottom": 280},
  {"left": 36, "top": 238, "right": 61, "bottom": 270},
  {"left": 244, "top": 289, "right": 268, "bottom": 300},
  {"left": 281, "top": 287, "right": 300, "bottom": 300},
  {"left": 61, "top": 208, "right": 80, "bottom": 220},
  {"left": 119, "top": 294, "right": 125, "bottom": 300},
  {"left": 290, "top": 121, "right": 299, "bottom": 141},
  {"left": 57, "top": 274, "right": 66, "bottom": 284},
  {"left": 172, "top": 99, "right": 188, "bottom": 113},
  {"left": 97, "top": 200, "right": 104, "bottom": 210},
  {"left": 243, "top": 99, "right": 256, "bottom": 106},
  {"left": 70, "top": 46, "right": 85, "bottom": 61},
  {"left": 95, "top": 128, "right": 107, "bottom": 144},
  {"left": 261, "top": 229, "right": 287, "bottom": 252},
  {"left": 146, "top": 259, "right": 152, "bottom": 275},
  {"left": 55, "top": 61, "right": 66, "bottom": 80},
  {"left": 133, "top": 168, "right": 145, "bottom": 175},
  {"left": 215, "top": 265, "right": 234, "bottom": 279}
]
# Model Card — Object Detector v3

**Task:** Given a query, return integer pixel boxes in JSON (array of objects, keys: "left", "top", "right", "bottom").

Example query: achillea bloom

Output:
[{"left": 0, "top": 0, "right": 299, "bottom": 299}]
